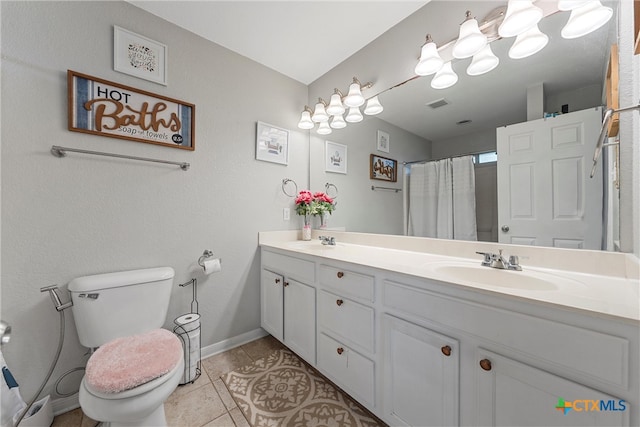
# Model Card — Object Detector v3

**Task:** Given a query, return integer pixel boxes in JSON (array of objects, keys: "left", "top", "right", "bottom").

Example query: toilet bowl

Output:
[
  {"left": 68, "top": 267, "right": 183, "bottom": 427},
  {"left": 79, "top": 354, "right": 184, "bottom": 426}
]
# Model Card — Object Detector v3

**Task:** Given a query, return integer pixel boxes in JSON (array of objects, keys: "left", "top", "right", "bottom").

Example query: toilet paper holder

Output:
[{"left": 197, "top": 250, "right": 220, "bottom": 270}]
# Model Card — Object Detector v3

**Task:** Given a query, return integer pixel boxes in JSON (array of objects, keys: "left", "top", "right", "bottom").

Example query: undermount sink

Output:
[{"left": 431, "top": 263, "right": 562, "bottom": 291}]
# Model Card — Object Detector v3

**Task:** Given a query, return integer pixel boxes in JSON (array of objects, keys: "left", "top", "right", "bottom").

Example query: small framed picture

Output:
[
  {"left": 377, "top": 130, "right": 390, "bottom": 153},
  {"left": 325, "top": 141, "right": 347, "bottom": 174},
  {"left": 114, "top": 26, "right": 168, "bottom": 85},
  {"left": 256, "top": 121, "right": 289, "bottom": 165},
  {"left": 370, "top": 154, "right": 397, "bottom": 182}
]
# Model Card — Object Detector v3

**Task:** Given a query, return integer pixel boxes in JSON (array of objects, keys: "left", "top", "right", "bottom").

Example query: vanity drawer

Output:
[
  {"left": 262, "top": 250, "right": 314, "bottom": 284},
  {"left": 319, "top": 264, "right": 374, "bottom": 302},
  {"left": 318, "top": 290, "right": 374, "bottom": 353},
  {"left": 318, "top": 332, "right": 375, "bottom": 407}
]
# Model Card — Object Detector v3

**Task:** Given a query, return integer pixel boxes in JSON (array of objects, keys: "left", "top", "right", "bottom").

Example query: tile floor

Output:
[{"left": 51, "top": 335, "right": 286, "bottom": 427}]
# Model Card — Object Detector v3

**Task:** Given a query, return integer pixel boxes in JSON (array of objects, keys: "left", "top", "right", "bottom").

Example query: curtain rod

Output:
[{"left": 403, "top": 150, "right": 490, "bottom": 165}]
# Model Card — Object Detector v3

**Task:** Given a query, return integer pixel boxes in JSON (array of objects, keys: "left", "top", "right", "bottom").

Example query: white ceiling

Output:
[
  {"left": 127, "top": 1, "right": 615, "bottom": 142},
  {"left": 128, "top": 1, "right": 428, "bottom": 85}
]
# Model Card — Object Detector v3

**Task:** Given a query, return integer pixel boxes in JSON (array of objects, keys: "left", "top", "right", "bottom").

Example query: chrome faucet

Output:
[
  {"left": 476, "top": 250, "right": 522, "bottom": 270},
  {"left": 319, "top": 236, "right": 336, "bottom": 246}
]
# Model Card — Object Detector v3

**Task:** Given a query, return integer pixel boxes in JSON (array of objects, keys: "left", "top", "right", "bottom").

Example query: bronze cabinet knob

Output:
[
  {"left": 336, "top": 299, "right": 344, "bottom": 306},
  {"left": 337, "top": 347, "right": 344, "bottom": 355},
  {"left": 283, "top": 281, "right": 289, "bottom": 287},
  {"left": 479, "top": 359, "right": 492, "bottom": 371},
  {"left": 441, "top": 345, "right": 452, "bottom": 356},
  {"left": 337, "top": 271, "right": 344, "bottom": 278},
  {"left": 275, "top": 278, "right": 281, "bottom": 284}
]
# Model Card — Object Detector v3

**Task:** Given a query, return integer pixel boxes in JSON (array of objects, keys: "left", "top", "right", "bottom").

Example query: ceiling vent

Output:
[{"left": 425, "top": 98, "right": 449, "bottom": 109}]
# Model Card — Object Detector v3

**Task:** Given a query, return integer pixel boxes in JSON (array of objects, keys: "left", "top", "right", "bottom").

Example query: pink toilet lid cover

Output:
[{"left": 85, "top": 328, "right": 182, "bottom": 393}]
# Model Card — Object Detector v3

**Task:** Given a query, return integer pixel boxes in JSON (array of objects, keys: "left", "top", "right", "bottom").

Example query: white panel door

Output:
[
  {"left": 496, "top": 108, "right": 602, "bottom": 249},
  {"left": 283, "top": 278, "right": 316, "bottom": 364}
]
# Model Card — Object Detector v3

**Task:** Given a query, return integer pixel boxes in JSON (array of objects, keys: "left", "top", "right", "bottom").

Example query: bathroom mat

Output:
[{"left": 221, "top": 348, "right": 385, "bottom": 427}]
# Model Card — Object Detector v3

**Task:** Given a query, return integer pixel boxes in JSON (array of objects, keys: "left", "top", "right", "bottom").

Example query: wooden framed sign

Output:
[
  {"left": 68, "top": 70, "right": 195, "bottom": 150},
  {"left": 370, "top": 154, "right": 397, "bottom": 182}
]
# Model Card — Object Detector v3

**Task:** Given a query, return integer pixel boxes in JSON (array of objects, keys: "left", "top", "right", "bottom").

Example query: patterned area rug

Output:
[{"left": 221, "top": 348, "right": 385, "bottom": 427}]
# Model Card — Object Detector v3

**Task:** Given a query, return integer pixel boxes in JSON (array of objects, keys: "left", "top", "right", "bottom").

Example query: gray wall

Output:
[
  {"left": 1, "top": 1, "right": 308, "bottom": 402},
  {"left": 309, "top": 118, "right": 431, "bottom": 235}
]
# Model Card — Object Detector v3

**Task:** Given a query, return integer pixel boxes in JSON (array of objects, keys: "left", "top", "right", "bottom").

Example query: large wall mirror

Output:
[{"left": 309, "top": 0, "right": 621, "bottom": 251}]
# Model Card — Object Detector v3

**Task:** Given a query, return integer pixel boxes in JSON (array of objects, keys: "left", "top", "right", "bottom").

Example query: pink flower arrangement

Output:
[
  {"left": 313, "top": 192, "right": 335, "bottom": 215},
  {"left": 295, "top": 190, "right": 316, "bottom": 216}
]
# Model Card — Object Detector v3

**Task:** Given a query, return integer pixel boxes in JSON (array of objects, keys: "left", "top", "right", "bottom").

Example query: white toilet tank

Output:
[{"left": 68, "top": 267, "right": 175, "bottom": 348}]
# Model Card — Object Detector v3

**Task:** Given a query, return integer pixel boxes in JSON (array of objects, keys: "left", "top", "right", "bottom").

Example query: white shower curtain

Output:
[{"left": 407, "top": 156, "right": 477, "bottom": 240}]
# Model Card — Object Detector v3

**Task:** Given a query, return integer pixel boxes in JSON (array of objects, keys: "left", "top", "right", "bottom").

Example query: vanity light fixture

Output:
[
  {"left": 344, "top": 77, "right": 372, "bottom": 108},
  {"left": 330, "top": 114, "right": 347, "bottom": 129},
  {"left": 326, "top": 89, "right": 346, "bottom": 116},
  {"left": 311, "top": 99, "right": 329, "bottom": 123},
  {"left": 297, "top": 106, "right": 315, "bottom": 130},
  {"left": 431, "top": 61, "right": 458, "bottom": 89},
  {"left": 508, "top": 24, "right": 549, "bottom": 59},
  {"left": 498, "top": 0, "right": 543, "bottom": 38},
  {"left": 467, "top": 44, "right": 500, "bottom": 76},
  {"left": 452, "top": 11, "right": 487, "bottom": 59},
  {"left": 345, "top": 106, "right": 364, "bottom": 123},
  {"left": 364, "top": 96, "right": 384, "bottom": 115},
  {"left": 561, "top": 0, "right": 613, "bottom": 39},
  {"left": 317, "top": 121, "right": 332, "bottom": 135},
  {"left": 415, "top": 34, "right": 444, "bottom": 76}
]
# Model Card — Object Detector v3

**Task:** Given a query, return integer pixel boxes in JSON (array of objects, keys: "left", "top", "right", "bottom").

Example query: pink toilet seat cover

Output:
[{"left": 85, "top": 328, "right": 183, "bottom": 394}]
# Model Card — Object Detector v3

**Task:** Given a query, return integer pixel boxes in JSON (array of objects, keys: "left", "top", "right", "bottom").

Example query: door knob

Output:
[
  {"left": 441, "top": 345, "right": 452, "bottom": 356},
  {"left": 501, "top": 225, "right": 510, "bottom": 232}
]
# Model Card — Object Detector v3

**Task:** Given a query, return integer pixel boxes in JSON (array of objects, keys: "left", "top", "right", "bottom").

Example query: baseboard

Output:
[{"left": 51, "top": 327, "right": 269, "bottom": 416}]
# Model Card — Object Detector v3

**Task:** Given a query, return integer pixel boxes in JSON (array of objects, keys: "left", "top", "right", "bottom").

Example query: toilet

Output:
[{"left": 68, "top": 267, "right": 184, "bottom": 427}]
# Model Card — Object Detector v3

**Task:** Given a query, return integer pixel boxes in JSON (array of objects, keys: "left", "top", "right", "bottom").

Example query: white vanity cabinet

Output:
[
  {"left": 382, "top": 276, "right": 632, "bottom": 427},
  {"left": 317, "top": 264, "right": 377, "bottom": 408},
  {"left": 260, "top": 250, "right": 316, "bottom": 364},
  {"left": 259, "top": 241, "right": 638, "bottom": 427},
  {"left": 382, "top": 314, "right": 459, "bottom": 426}
]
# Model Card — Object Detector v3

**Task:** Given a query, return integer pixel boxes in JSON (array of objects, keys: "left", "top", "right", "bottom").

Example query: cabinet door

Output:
[
  {"left": 383, "top": 315, "right": 459, "bottom": 427},
  {"left": 476, "top": 349, "right": 629, "bottom": 426},
  {"left": 283, "top": 278, "right": 316, "bottom": 364},
  {"left": 261, "top": 269, "right": 283, "bottom": 341}
]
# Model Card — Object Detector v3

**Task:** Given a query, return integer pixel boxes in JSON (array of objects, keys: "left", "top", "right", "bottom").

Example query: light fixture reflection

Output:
[
  {"left": 364, "top": 96, "right": 384, "bottom": 115},
  {"left": 452, "top": 11, "right": 487, "bottom": 59},
  {"left": 508, "top": 24, "right": 548, "bottom": 59},
  {"left": 431, "top": 62, "right": 458, "bottom": 89},
  {"left": 467, "top": 44, "right": 500, "bottom": 76},
  {"left": 317, "top": 121, "right": 332, "bottom": 135},
  {"left": 415, "top": 34, "right": 444, "bottom": 76},
  {"left": 326, "top": 90, "right": 345, "bottom": 116},
  {"left": 297, "top": 108, "right": 314, "bottom": 129},
  {"left": 311, "top": 100, "right": 329, "bottom": 122},
  {"left": 345, "top": 107, "right": 363, "bottom": 123},
  {"left": 561, "top": 0, "right": 612, "bottom": 39},
  {"left": 344, "top": 79, "right": 365, "bottom": 107},
  {"left": 498, "top": 0, "right": 543, "bottom": 38},
  {"left": 330, "top": 114, "right": 347, "bottom": 129}
]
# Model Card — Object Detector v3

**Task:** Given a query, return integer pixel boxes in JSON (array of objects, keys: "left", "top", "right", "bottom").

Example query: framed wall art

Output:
[
  {"left": 370, "top": 154, "right": 397, "bottom": 182},
  {"left": 114, "top": 26, "right": 168, "bottom": 85},
  {"left": 377, "top": 130, "right": 390, "bottom": 153},
  {"left": 256, "top": 121, "right": 289, "bottom": 165},
  {"left": 325, "top": 141, "right": 347, "bottom": 174},
  {"left": 68, "top": 70, "right": 195, "bottom": 150}
]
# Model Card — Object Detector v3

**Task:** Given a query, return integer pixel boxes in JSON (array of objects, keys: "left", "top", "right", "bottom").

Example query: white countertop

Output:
[{"left": 259, "top": 231, "right": 640, "bottom": 323}]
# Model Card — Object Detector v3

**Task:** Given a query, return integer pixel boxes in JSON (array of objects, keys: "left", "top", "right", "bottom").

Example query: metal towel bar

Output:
[
  {"left": 371, "top": 185, "right": 402, "bottom": 193},
  {"left": 51, "top": 145, "right": 190, "bottom": 171}
]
